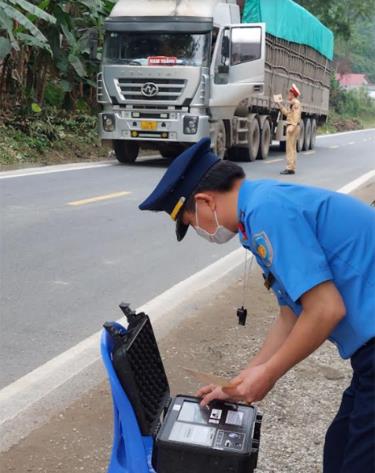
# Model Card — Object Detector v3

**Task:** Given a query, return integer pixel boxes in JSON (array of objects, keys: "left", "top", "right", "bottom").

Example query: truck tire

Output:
[
  {"left": 297, "top": 120, "right": 305, "bottom": 152},
  {"left": 160, "top": 149, "right": 176, "bottom": 159},
  {"left": 258, "top": 119, "right": 271, "bottom": 160},
  {"left": 310, "top": 119, "right": 317, "bottom": 150},
  {"left": 113, "top": 140, "right": 139, "bottom": 164},
  {"left": 247, "top": 116, "right": 260, "bottom": 161},
  {"left": 159, "top": 145, "right": 183, "bottom": 159},
  {"left": 303, "top": 118, "right": 312, "bottom": 151},
  {"left": 212, "top": 120, "right": 227, "bottom": 160}
]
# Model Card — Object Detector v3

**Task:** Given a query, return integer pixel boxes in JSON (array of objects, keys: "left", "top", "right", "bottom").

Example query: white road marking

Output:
[
  {"left": 338, "top": 170, "right": 375, "bottom": 194},
  {"left": 0, "top": 156, "right": 163, "bottom": 180},
  {"left": 0, "top": 161, "right": 116, "bottom": 180},
  {"left": 348, "top": 141, "right": 355, "bottom": 145},
  {"left": 329, "top": 145, "right": 339, "bottom": 149},
  {"left": 302, "top": 151, "right": 315, "bottom": 156},
  {"left": 264, "top": 158, "right": 284, "bottom": 164},
  {"left": 317, "top": 128, "right": 375, "bottom": 139}
]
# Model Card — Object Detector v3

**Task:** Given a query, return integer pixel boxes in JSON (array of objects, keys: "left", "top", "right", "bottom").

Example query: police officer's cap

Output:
[{"left": 139, "top": 137, "right": 220, "bottom": 241}]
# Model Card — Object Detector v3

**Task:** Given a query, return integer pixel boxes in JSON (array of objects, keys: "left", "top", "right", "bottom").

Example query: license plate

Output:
[{"left": 140, "top": 121, "right": 157, "bottom": 131}]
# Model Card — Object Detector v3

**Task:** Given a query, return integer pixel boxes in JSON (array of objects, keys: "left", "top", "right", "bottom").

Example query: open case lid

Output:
[{"left": 104, "top": 303, "right": 170, "bottom": 436}]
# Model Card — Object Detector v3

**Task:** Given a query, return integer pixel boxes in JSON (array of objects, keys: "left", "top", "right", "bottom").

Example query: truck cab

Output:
[{"left": 97, "top": 0, "right": 266, "bottom": 163}]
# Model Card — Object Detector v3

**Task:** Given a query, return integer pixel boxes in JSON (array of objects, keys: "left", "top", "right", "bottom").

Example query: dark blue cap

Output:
[{"left": 139, "top": 137, "right": 220, "bottom": 241}]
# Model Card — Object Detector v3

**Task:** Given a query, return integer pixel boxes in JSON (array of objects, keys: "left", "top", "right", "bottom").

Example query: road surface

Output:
[{"left": 1, "top": 129, "right": 374, "bottom": 388}]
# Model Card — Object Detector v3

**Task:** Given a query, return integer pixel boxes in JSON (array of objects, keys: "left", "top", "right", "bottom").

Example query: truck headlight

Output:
[
  {"left": 183, "top": 116, "right": 199, "bottom": 135},
  {"left": 102, "top": 113, "right": 115, "bottom": 132}
]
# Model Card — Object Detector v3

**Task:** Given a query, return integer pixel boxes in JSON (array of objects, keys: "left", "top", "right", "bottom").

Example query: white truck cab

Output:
[{"left": 97, "top": 0, "right": 266, "bottom": 162}]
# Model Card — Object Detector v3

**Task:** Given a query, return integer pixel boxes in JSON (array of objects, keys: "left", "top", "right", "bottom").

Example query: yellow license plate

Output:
[{"left": 140, "top": 121, "right": 157, "bottom": 131}]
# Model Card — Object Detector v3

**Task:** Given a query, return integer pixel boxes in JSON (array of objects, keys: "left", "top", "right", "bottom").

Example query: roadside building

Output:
[{"left": 336, "top": 73, "right": 369, "bottom": 91}]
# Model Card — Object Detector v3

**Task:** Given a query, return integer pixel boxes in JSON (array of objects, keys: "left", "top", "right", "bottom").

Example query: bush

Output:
[
  {"left": 330, "top": 77, "right": 375, "bottom": 117},
  {"left": 0, "top": 106, "right": 105, "bottom": 167}
]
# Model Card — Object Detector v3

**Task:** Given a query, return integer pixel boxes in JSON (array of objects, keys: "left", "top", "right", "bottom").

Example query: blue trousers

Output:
[{"left": 323, "top": 340, "right": 375, "bottom": 473}]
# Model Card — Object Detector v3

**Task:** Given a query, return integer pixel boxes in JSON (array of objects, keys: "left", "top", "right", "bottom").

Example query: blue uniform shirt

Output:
[{"left": 238, "top": 179, "right": 375, "bottom": 359}]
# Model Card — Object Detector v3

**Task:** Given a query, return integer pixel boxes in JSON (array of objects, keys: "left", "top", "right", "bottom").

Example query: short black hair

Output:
[{"left": 183, "top": 161, "right": 245, "bottom": 213}]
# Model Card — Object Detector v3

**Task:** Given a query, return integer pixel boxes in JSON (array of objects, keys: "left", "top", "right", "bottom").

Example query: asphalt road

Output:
[{"left": 1, "top": 129, "right": 374, "bottom": 388}]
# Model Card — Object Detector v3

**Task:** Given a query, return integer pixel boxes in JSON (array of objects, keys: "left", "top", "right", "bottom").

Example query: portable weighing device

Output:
[{"left": 104, "top": 304, "right": 262, "bottom": 473}]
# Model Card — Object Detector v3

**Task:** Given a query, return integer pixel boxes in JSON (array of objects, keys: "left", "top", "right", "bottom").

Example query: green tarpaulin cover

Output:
[{"left": 243, "top": 0, "right": 334, "bottom": 60}]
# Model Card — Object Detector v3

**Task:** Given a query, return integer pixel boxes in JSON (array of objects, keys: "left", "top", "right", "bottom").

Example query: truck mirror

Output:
[
  {"left": 221, "top": 35, "right": 230, "bottom": 60},
  {"left": 89, "top": 29, "right": 98, "bottom": 60},
  {"left": 218, "top": 64, "right": 229, "bottom": 74}
]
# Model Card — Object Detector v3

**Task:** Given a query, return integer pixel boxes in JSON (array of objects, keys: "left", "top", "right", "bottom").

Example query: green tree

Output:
[
  {"left": 297, "top": 0, "right": 375, "bottom": 40},
  {"left": 0, "top": 0, "right": 56, "bottom": 58},
  {"left": 0, "top": 0, "right": 115, "bottom": 109}
]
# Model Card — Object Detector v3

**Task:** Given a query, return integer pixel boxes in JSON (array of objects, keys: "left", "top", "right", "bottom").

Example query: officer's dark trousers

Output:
[{"left": 323, "top": 340, "right": 375, "bottom": 473}]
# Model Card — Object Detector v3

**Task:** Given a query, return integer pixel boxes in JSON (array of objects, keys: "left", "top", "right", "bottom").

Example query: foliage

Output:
[
  {"left": 335, "top": 16, "right": 375, "bottom": 83},
  {"left": 0, "top": 0, "right": 116, "bottom": 110},
  {"left": 330, "top": 77, "right": 375, "bottom": 117},
  {"left": 0, "top": 107, "right": 107, "bottom": 165},
  {"left": 296, "top": 0, "right": 375, "bottom": 40},
  {"left": 0, "top": 0, "right": 56, "bottom": 57},
  {"left": 297, "top": 0, "right": 375, "bottom": 94},
  {"left": 322, "top": 76, "right": 375, "bottom": 133}
]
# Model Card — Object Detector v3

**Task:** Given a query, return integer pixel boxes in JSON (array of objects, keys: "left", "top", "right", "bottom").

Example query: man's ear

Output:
[{"left": 194, "top": 192, "right": 216, "bottom": 210}]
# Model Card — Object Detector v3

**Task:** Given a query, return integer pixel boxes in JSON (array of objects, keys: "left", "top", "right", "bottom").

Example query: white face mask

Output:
[{"left": 194, "top": 201, "right": 237, "bottom": 244}]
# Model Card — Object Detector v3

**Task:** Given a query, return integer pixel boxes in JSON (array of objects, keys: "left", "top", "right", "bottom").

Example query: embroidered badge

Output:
[{"left": 253, "top": 231, "right": 273, "bottom": 267}]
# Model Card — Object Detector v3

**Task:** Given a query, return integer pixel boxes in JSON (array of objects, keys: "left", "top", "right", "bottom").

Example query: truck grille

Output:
[
  {"left": 117, "top": 78, "right": 186, "bottom": 102},
  {"left": 97, "top": 72, "right": 106, "bottom": 103}
]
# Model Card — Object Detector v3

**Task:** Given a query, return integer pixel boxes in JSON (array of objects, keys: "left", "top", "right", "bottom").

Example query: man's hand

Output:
[
  {"left": 196, "top": 384, "right": 231, "bottom": 407},
  {"left": 198, "top": 364, "right": 277, "bottom": 406}
]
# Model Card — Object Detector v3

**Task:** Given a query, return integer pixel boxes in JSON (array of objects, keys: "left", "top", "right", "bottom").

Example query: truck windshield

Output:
[{"left": 104, "top": 32, "right": 210, "bottom": 66}]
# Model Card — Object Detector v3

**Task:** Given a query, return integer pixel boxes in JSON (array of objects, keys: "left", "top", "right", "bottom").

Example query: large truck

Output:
[{"left": 95, "top": 0, "right": 334, "bottom": 163}]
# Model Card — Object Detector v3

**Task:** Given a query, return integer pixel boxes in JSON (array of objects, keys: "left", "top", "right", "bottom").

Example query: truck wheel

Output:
[
  {"left": 297, "top": 120, "right": 305, "bottom": 152},
  {"left": 160, "top": 145, "right": 183, "bottom": 159},
  {"left": 247, "top": 116, "right": 260, "bottom": 161},
  {"left": 113, "top": 140, "right": 139, "bottom": 164},
  {"left": 310, "top": 119, "right": 317, "bottom": 150},
  {"left": 258, "top": 120, "right": 271, "bottom": 160},
  {"left": 303, "top": 118, "right": 312, "bottom": 151},
  {"left": 212, "top": 120, "right": 227, "bottom": 159}
]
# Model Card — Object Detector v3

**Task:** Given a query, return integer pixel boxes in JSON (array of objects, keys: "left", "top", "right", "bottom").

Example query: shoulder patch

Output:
[{"left": 253, "top": 231, "right": 273, "bottom": 267}]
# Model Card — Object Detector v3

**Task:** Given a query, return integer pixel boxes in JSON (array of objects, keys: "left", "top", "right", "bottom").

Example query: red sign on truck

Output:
[{"left": 148, "top": 56, "right": 177, "bottom": 66}]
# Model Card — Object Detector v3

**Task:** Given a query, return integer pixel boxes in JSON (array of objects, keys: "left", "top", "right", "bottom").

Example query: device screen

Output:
[
  {"left": 178, "top": 401, "right": 208, "bottom": 425},
  {"left": 169, "top": 422, "right": 216, "bottom": 446}
]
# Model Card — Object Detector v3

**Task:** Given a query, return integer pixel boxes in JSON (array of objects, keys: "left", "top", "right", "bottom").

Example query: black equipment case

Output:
[{"left": 104, "top": 304, "right": 262, "bottom": 473}]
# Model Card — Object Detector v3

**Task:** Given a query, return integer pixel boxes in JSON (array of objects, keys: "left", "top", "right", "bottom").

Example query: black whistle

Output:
[{"left": 237, "top": 306, "right": 248, "bottom": 326}]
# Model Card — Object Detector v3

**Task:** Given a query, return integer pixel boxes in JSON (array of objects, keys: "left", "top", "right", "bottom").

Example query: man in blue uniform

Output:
[{"left": 139, "top": 138, "right": 375, "bottom": 473}]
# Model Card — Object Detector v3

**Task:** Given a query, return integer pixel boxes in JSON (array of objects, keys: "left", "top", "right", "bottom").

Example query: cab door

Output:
[{"left": 210, "top": 24, "right": 266, "bottom": 117}]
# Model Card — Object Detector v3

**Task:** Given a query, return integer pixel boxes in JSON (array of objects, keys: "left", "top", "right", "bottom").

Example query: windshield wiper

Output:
[{"left": 122, "top": 60, "right": 142, "bottom": 65}]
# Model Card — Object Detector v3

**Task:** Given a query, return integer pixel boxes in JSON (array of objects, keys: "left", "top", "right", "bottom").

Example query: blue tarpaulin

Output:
[{"left": 242, "top": 0, "right": 334, "bottom": 60}]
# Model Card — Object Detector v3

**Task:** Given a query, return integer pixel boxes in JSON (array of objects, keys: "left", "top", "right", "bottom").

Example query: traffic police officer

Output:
[
  {"left": 277, "top": 83, "right": 302, "bottom": 175},
  {"left": 139, "top": 138, "right": 375, "bottom": 473}
]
